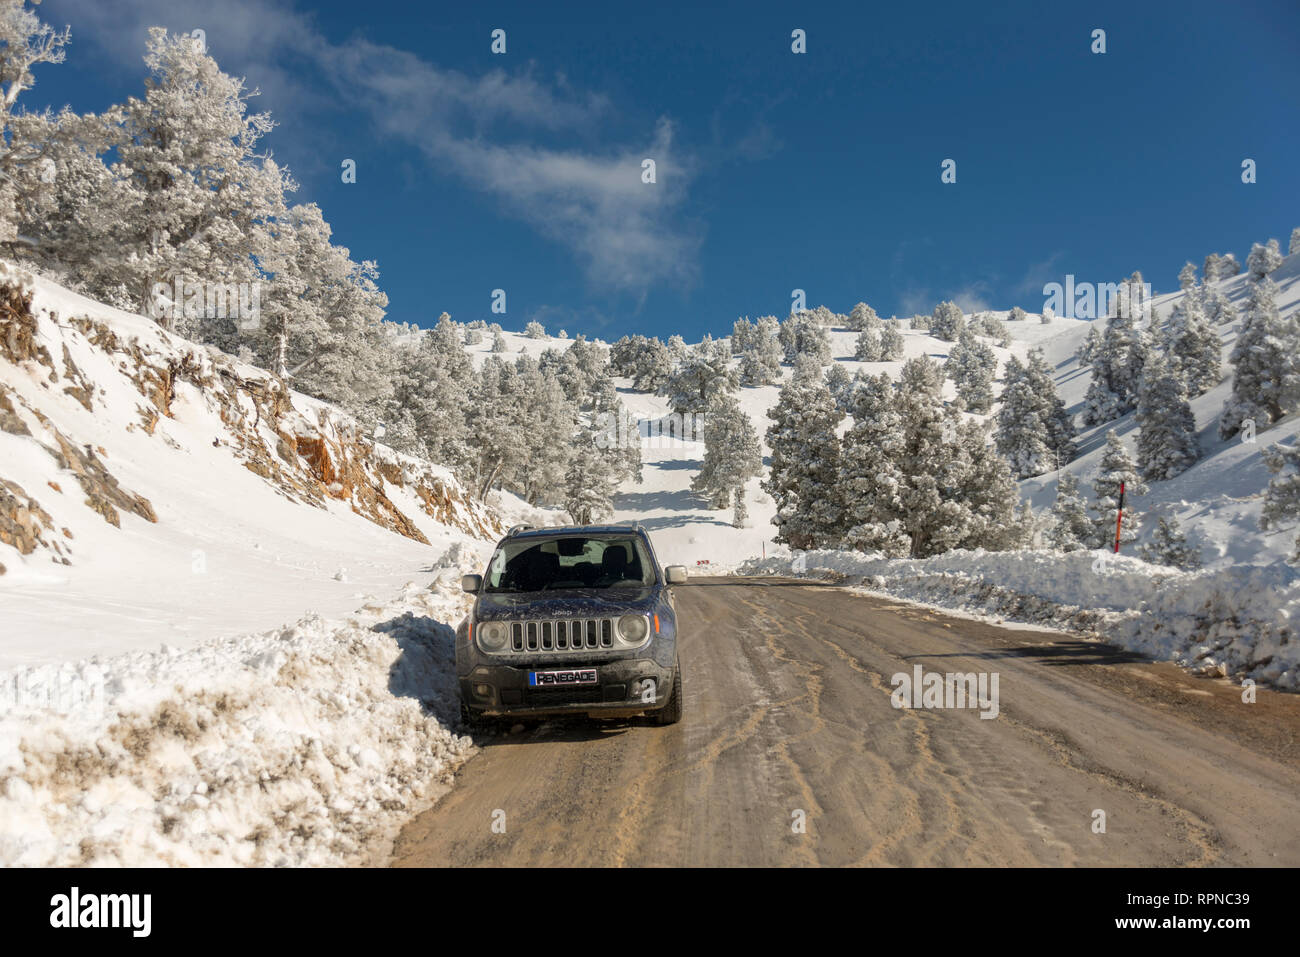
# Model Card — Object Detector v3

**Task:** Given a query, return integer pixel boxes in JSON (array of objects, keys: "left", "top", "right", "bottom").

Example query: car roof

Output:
[{"left": 503, "top": 524, "right": 646, "bottom": 541}]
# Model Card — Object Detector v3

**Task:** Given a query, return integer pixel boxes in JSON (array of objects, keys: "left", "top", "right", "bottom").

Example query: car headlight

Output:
[
  {"left": 617, "top": 614, "right": 648, "bottom": 644},
  {"left": 478, "top": 621, "right": 509, "bottom": 651}
]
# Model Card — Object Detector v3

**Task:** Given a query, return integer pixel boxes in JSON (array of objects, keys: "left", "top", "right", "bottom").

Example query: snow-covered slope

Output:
[
  {"left": 0, "top": 263, "right": 500, "bottom": 668},
  {"left": 0, "top": 263, "right": 521, "bottom": 866}
]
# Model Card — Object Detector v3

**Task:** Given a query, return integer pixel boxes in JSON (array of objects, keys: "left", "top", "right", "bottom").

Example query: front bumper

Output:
[{"left": 460, "top": 656, "right": 675, "bottom": 718}]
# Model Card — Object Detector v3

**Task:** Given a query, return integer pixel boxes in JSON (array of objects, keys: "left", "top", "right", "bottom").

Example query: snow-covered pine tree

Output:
[
  {"left": 1202, "top": 286, "right": 1237, "bottom": 327},
  {"left": 525, "top": 320, "right": 547, "bottom": 339},
  {"left": 893, "top": 356, "right": 966, "bottom": 557},
  {"left": 1082, "top": 307, "right": 1149, "bottom": 426},
  {"left": 1075, "top": 324, "right": 1102, "bottom": 366},
  {"left": 1203, "top": 253, "right": 1224, "bottom": 283},
  {"left": 491, "top": 330, "right": 507, "bottom": 353},
  {"left": 945, "top": 328, "right": 997, "bottom": 412},
  {"left": 853, "top": 325, "right": 881, "bottom": 361},
  {"left": 779, "top": 313, "right": 832, "bottom": 366},
  {"left": 837, "top": 372, "right": 909, "bottom": 555},
  {"left": 878, "top": 319, "right": 905, "bottom": 359},
  {"left": 1246, "top": 239, "right": 1283, "bottom": 280},
  {"left": 847, "top": 301, "right": 881, "bottom": 331},
  {"left": 762, "top": 373, "right": 844, "bottom": 549},
  {"left": 1219, "top": 276, "right": 1299, "bottom": 439},
  {"left": 101, "top": 28, "right": 293, "bottom": 336},
  {"left": 1164, "top": 290, "right": 1220, "bottom": 396},
  {"left": 1139, "top": 516, "right": 1201, "bottom": 570},
  {"left": 930, "top": 300, "right": 965, "bottom": 340},
  {"left": 1007, "top": 306, "right": 1027, "bottom": 322},
  {"left": 1220, "top": 254, "right": 1241, "bottom": 279},
  {"left": 1091, "top": 430, "right": 1147, "bottom": 549},
  {"left": 954, "top": 414, "right": 1031, "bottom": 551},
  {"left": 564, "top": 420, "right": 618, "bottom": 525},
  {"left": 1136, "top": 355, "right": 1200, "bottom": 481},
  {"left": 1046, "top": 471, "right": 1092, "bottom": 551},
  {"left": 1261, "top": 440, "right": 1300, "bottom": 563},
  {"left": 0, "top": 1, "right": 70, "bottom": 244},
  {"left": 1024, "top": 349, "right": 1077, "bottom": 464},
  {"left": 824, "top": 362, "right": 853, "bottom": 411},
  {"left": 994, "top": 355, "right": 1053, "bottom": 478},
  {"left": 660, "top": 334, "right": 739, "bottom": 414},
  {"left": 730, "top": 317, "right": 755, "bottom": 354},
  {"left": 736, "top": 316, "right": 782, "bottom": 386},
  {"left": 691, "top": 393, "right": 761, "bottom": 521},
  {"left": 1178, "top": 261, "right": 1197, "bottom": 292}
]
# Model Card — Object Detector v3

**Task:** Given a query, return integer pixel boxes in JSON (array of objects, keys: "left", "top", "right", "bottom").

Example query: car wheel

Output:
[
  {"left": 459, "top": 701, "right": 485, "bottom": 732},
  {"left": 653, "top": 658, "right": 682, "bottom": 725}
]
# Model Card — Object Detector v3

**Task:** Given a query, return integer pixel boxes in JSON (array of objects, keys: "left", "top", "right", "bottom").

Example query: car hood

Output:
[{"left": 475, "top": 587, "right": 659, "bottom": 620}]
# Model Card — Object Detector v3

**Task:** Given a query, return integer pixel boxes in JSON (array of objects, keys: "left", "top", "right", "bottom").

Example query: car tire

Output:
[
  {"left": 653, "top": 658, "right": 683, "bottom": 725},
  {"left": 459, "top": 701, "right": 485, "bottom": 732}
]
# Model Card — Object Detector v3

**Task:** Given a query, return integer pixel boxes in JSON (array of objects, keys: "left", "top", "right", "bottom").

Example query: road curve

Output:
[{"left": 390, "top": 577, "right": 1300, "bottom": 867}]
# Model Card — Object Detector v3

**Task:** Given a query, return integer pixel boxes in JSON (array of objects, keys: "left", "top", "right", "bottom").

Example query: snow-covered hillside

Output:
[
  {"left": 0, "top": 264, "right": 504, "bottom": 866},
  {"left": 0, "top": 264, "right": 500, "bottom": 668}
]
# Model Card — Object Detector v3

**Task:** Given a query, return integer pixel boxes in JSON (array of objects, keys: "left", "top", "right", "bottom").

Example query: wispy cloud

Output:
[{"left": 49, "top": 0, "right": 702, "bottom": 295}]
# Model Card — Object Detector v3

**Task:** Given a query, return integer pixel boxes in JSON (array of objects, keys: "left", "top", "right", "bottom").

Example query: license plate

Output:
[{"left": 529, "top": 668, "right": 598, "bottom": 687}]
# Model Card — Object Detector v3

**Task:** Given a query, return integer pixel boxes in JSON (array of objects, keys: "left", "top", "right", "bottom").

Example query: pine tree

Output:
[
  {"left": 1177, "top": 261, "right": 1197, "bottom": 292},
  {"left": 0, "top": 2, "right": 70, "bottom": 244},
  {"left": 878, "top": 319, "right": 905, "bottom": 360},
  {"left": 692, "top": 393, "right": 761, "bottom": 512},
  {"left": 564, "top": 421, "right": 618, "bottom": 525},
  {"left": 101, "top": 28, "right": 293, "bottom": 332},
  {"left": 853, "top": 325, "right": 881, "bottom": 361},
  {"left": 491, "top": 331, "right": 507, "bottom": 353},
  {"left": 1025, "top": 349, "right": 1077, "bottom": 464},
  {"left": 1164, "top": 292, "right": 1220, "bottom": 396},
  {"left": 1219, "top": 276, "right": 1299, "bottom": 439},
  {"left": 825, "top": 362, "right": 853, "bottom": 411},
  {"left": 730, "top": 317, "right": 755, "bottom": 354},
  {"left": 525, "top": 320, "right": 547, "bottom": 339},
  {"left": 995, "top": 355, "right": 1053, "bottom": 478},
  {"left": 762, "top": 374, "right": 844, "bottom": 549},
  {"left": 1091, "top": 431, "right": 1146, "bottom": 549},
  {"left": 1075, "top": 325, "right": 1102, "bottom": 366},
  {"left": 838, "top": 373, "right": 910, "bottom": 555},
  {"left": 1261, "top": 441, "right": 1300, "bottom": 563},
  {"left": 847, "top": 301, "right": 881, "bottom": 331},
  {"left": 946, "top": 328, "right": 997, "bottom": 412},
  {"left": 1290, "top": 227, "right": 1300, "bottom": 257},
  {"left": 893, "top": 356, "right": 969, "bottom": 557},
  {"left": 1007, "top": 306, "right": 1027, "bottom": 322},
  {"left": 738, "top": 316, "right": 783, "bottom": 386},
  {"left": 1246, "top": 239, "right": 1283, "bottom": 280},
  {"left": 930, "top": 300, "right": 965, "bottom": 340},
  {"left": 661, "top": 335, "right": 739, "bottom": 414},
  {"left": 1136, "top": 355, "right": 1200, "bottom": 481},
  {"left": 1046, "top": 472, "right": 1092, "bottom": 551},
  {"left": 1203, "top": 253, "right": 1224, "bottom": 282},
  {"left": 1139, "top": 516, "right": 1201, "bottom": 570},
  {"left": 1082, "top": 307, "right": 1149, "bottom": 426}
]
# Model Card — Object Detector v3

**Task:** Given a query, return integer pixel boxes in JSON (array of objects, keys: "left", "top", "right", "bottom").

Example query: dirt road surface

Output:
[{"left": 391, "top": 578, "right": 1300, "bottom": 866}]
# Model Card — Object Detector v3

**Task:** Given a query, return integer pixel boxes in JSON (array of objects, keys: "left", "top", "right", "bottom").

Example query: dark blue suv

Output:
[{"left": 456, "top": 524, "right": 687, "bottom": 726}]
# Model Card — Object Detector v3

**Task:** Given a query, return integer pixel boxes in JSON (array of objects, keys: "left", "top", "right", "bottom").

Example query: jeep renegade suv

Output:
[{"left": 456, "top": 524, "right": 687, "bottom": 726}]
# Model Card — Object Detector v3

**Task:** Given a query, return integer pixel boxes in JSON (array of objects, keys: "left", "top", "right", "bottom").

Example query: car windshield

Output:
[{"left": 483, "top": 536, "right": 655, "bottom": 593}]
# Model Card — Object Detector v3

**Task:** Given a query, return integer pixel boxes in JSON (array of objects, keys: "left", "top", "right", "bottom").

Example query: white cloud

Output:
[{"left": 49, "top": 0, "right": 700, "bottom": 294}]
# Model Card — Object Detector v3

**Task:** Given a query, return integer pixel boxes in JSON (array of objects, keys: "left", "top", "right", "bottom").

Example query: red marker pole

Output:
[{"left": 1113, "top": 480, "right": 1126, "bottom": 553}]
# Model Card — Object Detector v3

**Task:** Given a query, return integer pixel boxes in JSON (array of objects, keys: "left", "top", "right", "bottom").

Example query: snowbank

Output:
[
  {"left": 0, "top": 561, "right": 478, "bottom": 867},
  {"left": 738, "top": 547, "right": 1300, "bottom": 690}
]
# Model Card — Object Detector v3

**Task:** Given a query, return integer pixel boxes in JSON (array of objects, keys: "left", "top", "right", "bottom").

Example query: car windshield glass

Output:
[{"left": 483, "top": 536, "right": 654, "bottom": 593}]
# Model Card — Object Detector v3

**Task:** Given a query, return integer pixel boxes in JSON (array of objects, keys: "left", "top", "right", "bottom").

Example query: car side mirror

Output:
[
  {"left": 665, "top": 566, "right": 687, "bottom": 585},
  {"left": 460, "top": 574, "right": 483, "bottom": 593}
]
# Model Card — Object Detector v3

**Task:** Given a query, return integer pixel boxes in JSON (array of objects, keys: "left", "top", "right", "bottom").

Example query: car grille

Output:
[
  {"left": 507, "top": 618, "right": 616, "bottom": 654},
  {"left": 526, "top": 686, "right": 604, "bottom": 705}
]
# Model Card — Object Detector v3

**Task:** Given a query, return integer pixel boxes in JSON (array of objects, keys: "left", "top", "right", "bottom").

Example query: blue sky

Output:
[{"left": 36, "top": 0, "right": 1300, "bottom": 340}]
